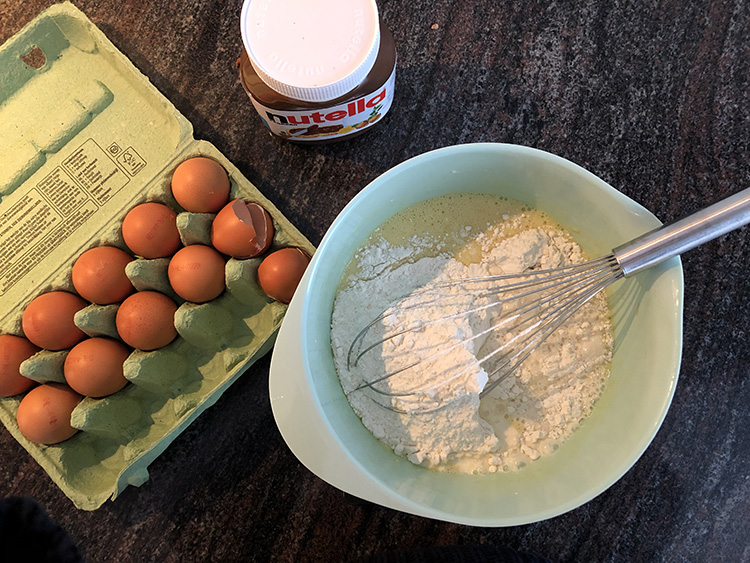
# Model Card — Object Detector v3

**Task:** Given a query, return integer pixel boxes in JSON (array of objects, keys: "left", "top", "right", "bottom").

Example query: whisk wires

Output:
[{"left": 345, "top": 255, "right": 623, "bottom": 412}]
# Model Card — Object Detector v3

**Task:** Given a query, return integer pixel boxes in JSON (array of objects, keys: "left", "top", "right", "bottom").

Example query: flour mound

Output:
[{"left": 331, "top": 225, "right": 613, "bottom": 473}]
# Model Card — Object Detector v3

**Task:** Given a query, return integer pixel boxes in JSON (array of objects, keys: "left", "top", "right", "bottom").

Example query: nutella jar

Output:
[{"left": 238, "top": 0, "right": 396, "bottom": 143}]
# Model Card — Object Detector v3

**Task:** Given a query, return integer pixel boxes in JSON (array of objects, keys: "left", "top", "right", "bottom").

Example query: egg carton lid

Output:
[
  {"left": 0, "top": 1, "right": 194, "bottom": 326},
  {"left": 0, "top": 2, "right": 314, "bottom": 509}
]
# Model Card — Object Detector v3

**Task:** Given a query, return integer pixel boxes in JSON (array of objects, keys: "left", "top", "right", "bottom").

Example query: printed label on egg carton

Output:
[{"left": 0, "top": 3, "right": 314, "bottom": 510}]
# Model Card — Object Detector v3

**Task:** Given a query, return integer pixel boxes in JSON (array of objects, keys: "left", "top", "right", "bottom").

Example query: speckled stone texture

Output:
[{"left": 0, "top": 1, "right": 748, "bottom": 561}]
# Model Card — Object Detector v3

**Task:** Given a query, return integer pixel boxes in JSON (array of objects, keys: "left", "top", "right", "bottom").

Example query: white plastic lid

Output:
[{"left": 240, "top": 0, "right": 381, "bottom": 103}]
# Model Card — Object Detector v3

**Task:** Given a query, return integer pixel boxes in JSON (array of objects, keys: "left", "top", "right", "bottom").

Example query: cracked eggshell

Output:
[{"left": 211, "top": 200, "right": 274, "bottom": 259}]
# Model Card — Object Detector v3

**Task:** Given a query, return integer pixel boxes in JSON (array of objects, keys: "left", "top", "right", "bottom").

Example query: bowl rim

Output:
[{"left": 276, "top": 142, "right": 684, "bottom": 526}]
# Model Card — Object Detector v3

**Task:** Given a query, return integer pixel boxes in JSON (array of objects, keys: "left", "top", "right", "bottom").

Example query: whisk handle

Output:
[{"left": 613, "top": 188, "right": 750, "bottom": 277}]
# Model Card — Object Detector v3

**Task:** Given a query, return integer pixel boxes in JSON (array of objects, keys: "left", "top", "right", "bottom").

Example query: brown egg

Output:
[
  {"left": 171, "top": 156, "right": 231, "bottom": 213},
  {"left": 168, "top": 245, "right": 226, "bottom": 303},
  {"left": 0, "top": 334, "right": 39, "bottom": 397},
  {"left": 211, "top": 200, "right": 274, "bottom": 258},
  {"left": 122, "top": 202, "right": 181, "bottom": 258},
  {"left": 116, "top": 291, "right": 178, "bottom": 350},
  {"left": 64, "top": 337, "right": 130, "bottom": 398},
  {"left": 22, "top": 291, "right": 88, "bottom": 350},
  {"left": 16, "top": 383, "right": 83, "bottom": 444},
  {"left": 257, "top": 248, "right": 311, "bottom": 304},
  {"left": 72, "top": 246, "right": 135, "bottom": 304}
]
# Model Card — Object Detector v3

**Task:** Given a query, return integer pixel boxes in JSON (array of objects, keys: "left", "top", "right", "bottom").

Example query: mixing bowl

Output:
[{"left": 269, "top": 143, "right": 683, "bottom": 526}]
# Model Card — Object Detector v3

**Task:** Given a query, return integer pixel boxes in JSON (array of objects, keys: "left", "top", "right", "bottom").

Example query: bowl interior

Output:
[{"left": 300, "top": 143, "right": 683, "bottom": 526}]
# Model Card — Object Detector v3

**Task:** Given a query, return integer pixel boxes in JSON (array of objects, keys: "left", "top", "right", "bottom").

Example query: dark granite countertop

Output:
[{"left": 1, "top": 1, "right": 748, "bottom": 561}]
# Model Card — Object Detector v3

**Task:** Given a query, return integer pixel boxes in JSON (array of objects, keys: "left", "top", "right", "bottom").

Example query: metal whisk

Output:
[{"left": 346, "top": 188, "right": 750, "bottom": 413}]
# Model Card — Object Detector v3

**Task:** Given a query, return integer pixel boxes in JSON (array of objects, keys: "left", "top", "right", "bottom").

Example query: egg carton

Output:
[{"left": 0, "top": 2, "right": 314, "bottom": 509}]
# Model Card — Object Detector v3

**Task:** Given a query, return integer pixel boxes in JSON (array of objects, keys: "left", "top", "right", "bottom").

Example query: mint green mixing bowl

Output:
[{"left": 291, "top": 143, "right": 683, "bottom": 526}]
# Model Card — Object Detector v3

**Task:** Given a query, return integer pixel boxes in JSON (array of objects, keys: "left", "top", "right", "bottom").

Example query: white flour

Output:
[{"left": 331, "top": 213, "right": 613, "bottom": 474}]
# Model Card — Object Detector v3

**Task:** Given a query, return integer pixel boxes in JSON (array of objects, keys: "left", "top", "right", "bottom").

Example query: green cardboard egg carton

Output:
[{"left": 0, "top": 2, "right": 314, "bottom": 509}]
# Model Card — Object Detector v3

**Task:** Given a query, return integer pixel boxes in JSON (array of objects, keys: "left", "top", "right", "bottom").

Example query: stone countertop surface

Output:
[{"left": 0, "top": 0, "right": 748, "bottom": 561}]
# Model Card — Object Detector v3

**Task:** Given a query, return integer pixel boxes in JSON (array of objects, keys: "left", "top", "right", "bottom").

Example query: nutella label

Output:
[{"left": 248, "top": 67, "right": 396, "bottom": 141}]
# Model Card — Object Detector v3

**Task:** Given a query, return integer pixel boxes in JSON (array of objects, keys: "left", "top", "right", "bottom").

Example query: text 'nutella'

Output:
[{"left": 239, "top": 0, "right": 397, "bottom": 143}]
